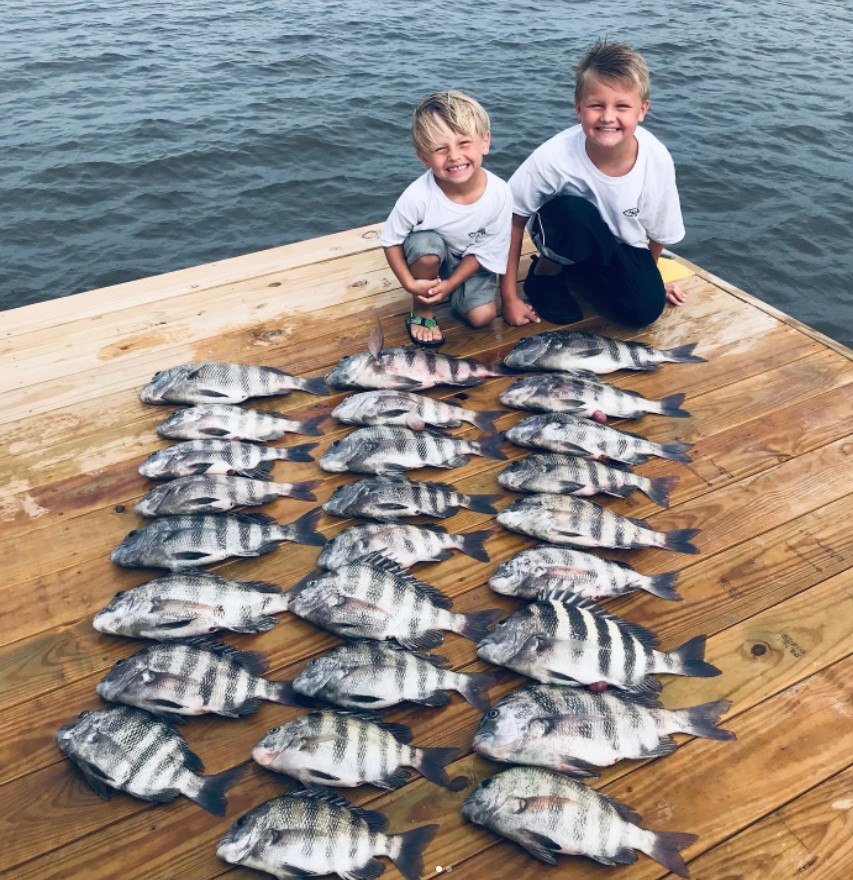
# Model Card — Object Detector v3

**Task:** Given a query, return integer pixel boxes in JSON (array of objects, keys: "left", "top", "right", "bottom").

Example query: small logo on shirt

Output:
[
  {"left": 623, "top": 207, "right": 640, "bottom": 217},
  {"left": 468, "top": 227, "right": 487, "bottom": 243}
]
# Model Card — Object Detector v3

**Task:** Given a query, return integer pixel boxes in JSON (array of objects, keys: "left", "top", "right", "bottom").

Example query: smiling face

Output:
[
  {"left": 417, "top": 116, "right": 490, "bottom": 199},
  {"left": 575, "top": 74, "right": 649, "bottom": 157}
]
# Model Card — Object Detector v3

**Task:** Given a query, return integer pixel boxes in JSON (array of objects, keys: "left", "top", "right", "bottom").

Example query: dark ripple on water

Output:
[{"left": 1, "top": 0, "right": 851, "bottom": 347}]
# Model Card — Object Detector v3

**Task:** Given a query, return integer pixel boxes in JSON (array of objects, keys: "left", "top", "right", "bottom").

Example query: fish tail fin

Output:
[
  {"left": 458, "top": 670, "right": 502, "bottom": 712},
  {"left": 475, "top": 434, "right": 507, "bottom": 461},
  {"left": 660, "top": 441, "right": 693, "bottom": 462},
  {"left": 414, "top": 746, "right": 466, "bottom": 790},
  {"left": 192, "top": 765, "right": 244, "bottom": 816},
  {"left": 659, "top": 392, "right": 691, "bottom": 418},
  {"left": 668, "top": 634, "right": 721, "bottom": 678},
  {"left": 295, "top": 415, "right": 326, "bottom": 436},
  {"left": 645, "top": 570, "right": 683, "bottom": 601},
  {"left": 472, "top": 409, "right": 504, "bottom": 434},
  {"left": 294, "top": 376, "right": 329, "bottom": 396},
  {"left": 458, "top": 528, "right": 492, "bottom": 562},
  {"left": 662, "top": 527, "right": 700, "bottom": 554},
  {"left": 283, "top": 508, "right": 327, "bottom": 546},
  {"left": 645, "top": 475, "right": 679, "bottom": 508},
  {"left": 279, "top": 442, "right": 319, "bottom": 462},
  {"left": 664, "top": 342, "right": 706, "bottom": 364},
  {"left": 265, "top": 678, "right": 301, "bottom": 706},
  {"left": 682, "top": 699, "right": 737, "bottom": 740},
  {"left": 465, "top": 493, "right": 501, "bottom": 515},
  {"left": 281, "top": 479, "right": 322, "bottom": 502},
  {"left": 389, "top": 824, "right": 439, "bottom": 880},
  {"left": 645, "top": 830, "right": 698, "bottom": 879},
  {"left": 454, "top": 608, "right": 503, "bottom": 643}
]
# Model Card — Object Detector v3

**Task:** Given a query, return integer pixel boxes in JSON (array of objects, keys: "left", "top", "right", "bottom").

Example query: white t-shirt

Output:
[
  {"left": 509, "top": 125, "right": 685, "bottom": 247},
  {"left": 380, "top": 168, "right": 512, "bottom": 274}
]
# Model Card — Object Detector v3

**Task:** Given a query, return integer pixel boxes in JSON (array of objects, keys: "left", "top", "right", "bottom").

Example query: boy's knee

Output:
[
  {"left": 616, "top": 296, "right": 665, "bottom": 328},
  {"left": 465, "top": 301, "right": 498, "bottom": 327},
  {"left": 410, "top": 253, "right": 441, "bottom": 275}
]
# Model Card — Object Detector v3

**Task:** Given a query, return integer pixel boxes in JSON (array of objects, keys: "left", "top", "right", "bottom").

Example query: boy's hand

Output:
[
  {"left": 502, "top": 296, "right": 541, "bottom": 326},
  {"left": 416, "top": 279, "right": 452, "bottom": 305},
  {"left": 408, "top": 278, "right": 441, "bottom": 298},
  {"left": 665, "top": 282, "right": 686, "bottom": 306}
]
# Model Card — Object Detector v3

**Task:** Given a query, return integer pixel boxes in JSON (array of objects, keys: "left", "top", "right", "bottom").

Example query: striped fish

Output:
[
  {"left": 506, "top": 412, "right": 692, "bottom": 465},
  {"left": 477, "top": 593, "right": 720, "bottom": 694},
  {"left": 319, "top": 425, "right": 506, "bottom": 474},
  {"left": 498, "top": 453, "right": 678, "bottom": 507},
  {"left": 292, "top": 640, "right": 499, "bottom": 711},
  {"left": 474, "top": 685, "right": 734, "bottom": 775},
  {"left": 110, "top": 509, "right": 325, "bottom": 570},
  {"left": 499, "top": 371, "right": 690, "bottom": 419},
  {"left": 217, "top": 788, "right": 437, "bottom": 880},
  {"left": 252, "top": 710, "right": 465, "bottom": 790},
  {"left": 503, "top": 330, "right": 706, "bottom": 374},
  {"left": 462, "top": 766, "right": 697, "bottom": 877},
  {"left": 323, "top": 475, "right": 499, "bottom": 520},
  {"left": 489, "top": 545, "right": 681, "bottom": 602},
  {"left": 286, "top": 553, "right": 501, "bottom": 649},
  {"left": 332, "top": 389, "right": 503, "bottom": 433},
  {"left": 96, "top": 639, "right": 298, "bottom": 721},
  {"left": 317, "top": 522, "right": 492, "bottom": 569},
  {"left": 93, "top": 570, "right": 292, "bottom": 639},
  {"left": 139, "top": 361, "right": 328, "bottom": 405},
  {"left": 135, "top": 473, "right": 320, "bottom": 516},
  {"left": 497, "top": 494, "right": 700, "bottom": 553},
  {"left": 156, "top": 403, "right": 325, "bottom": 440},
  {"left": 139, "top": 437, "right": 317, "bottom": 480},
  {"left": 56, "top": 705, "right": 242, "bottom": 814},
  {"left": 325, "top": 321, "right": 510, "bottom": 391}
]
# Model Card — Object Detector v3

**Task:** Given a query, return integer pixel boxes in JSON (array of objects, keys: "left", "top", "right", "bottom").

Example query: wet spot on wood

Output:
[
  {"left": 115, "top": 505, "right": 126, "bottom": 513},
  {"left": 268, "top": 281, "right": 282, "bottom": 287},
  {"left": 454, "top": 392, "right": 469, "bottom": 400},
  {"left": 751, "top": 643, "right": 767, "bottom": 656}
]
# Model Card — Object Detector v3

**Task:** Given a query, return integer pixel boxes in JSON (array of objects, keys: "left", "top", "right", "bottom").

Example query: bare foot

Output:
[{"left": 406, "top": 309, "right": 444, "bottom": 345}]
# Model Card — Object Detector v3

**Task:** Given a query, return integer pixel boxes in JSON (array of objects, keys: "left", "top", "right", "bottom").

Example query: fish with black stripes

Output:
[
  {"left": 155, "top": 402, "right": 325, "bottom": 440},
  {"left": 476, "top": 592, "right": 721, "bottom": 694}
]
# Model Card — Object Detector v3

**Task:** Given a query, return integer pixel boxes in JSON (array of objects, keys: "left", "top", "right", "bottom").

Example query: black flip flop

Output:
[{"left": 405, "top": 313, "right": 445, "bottom": 348}]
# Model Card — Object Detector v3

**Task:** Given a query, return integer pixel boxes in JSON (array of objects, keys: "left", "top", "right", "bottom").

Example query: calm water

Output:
[{"left": 2, "top": 0, "right": 851, "bottom": 347}]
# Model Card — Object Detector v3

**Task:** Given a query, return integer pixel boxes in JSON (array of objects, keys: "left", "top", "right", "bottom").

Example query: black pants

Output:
[{"left": 531, "top": 195, "right": 666, "bottom": 328}]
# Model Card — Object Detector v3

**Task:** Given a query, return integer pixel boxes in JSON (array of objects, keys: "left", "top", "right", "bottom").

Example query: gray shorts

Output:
[{"left": 403, "top": 230, "right": 497, "bottom": 318}]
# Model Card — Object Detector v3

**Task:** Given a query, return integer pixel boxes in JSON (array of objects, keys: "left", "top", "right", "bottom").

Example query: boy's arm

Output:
[
  {"left": 383, "top": 244, "right": 438, "bottom": 298},
  {"left": 648, "top": 238, "right": 686, "bottom": 306},
  {"left": 499, "top": 213, "right": 540, "bottom": 325},
  {"left": 415, "top": 254, "right": 481, "bottom": 306}
]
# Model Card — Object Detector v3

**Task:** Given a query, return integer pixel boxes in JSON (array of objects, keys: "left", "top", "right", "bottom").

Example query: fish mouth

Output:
[{"left": 250, "top": 744, "right": 282, "bottom": 766}]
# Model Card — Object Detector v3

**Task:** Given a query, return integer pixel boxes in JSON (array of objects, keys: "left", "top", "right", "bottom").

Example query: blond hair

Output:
[
  {"left": 411, "top": 90, "right": 490, "bottom": 154},
  {"left": 575, "top": 40, "right": 651, "bottom": 103}
]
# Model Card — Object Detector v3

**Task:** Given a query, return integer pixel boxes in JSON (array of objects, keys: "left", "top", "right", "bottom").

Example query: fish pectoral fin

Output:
[
  {"left": 341, "top": 859, "right": 385, "bottom": 880},
  {"left": 171, "top": 550, "right": 215, "bottom": 561},
  {"left": 305, "top": 768, "right": 341, "bottom": 782},
  {"left": 195, "top": 387, "right": 231, "bottom": 398},
  {"left": 187, "top": 462, "right": 216, "bottom": 474},
  {"left": 199, "top": 427, "right": 231, "bottom": 437},
  {"left": 377, "top": 768, "right": 410, "bottom": 790},
  {"left": 375, "top": 502, "right": 412, "bottom": 510},
  {"left": 185, "top": 496, "right": 221, "bottom": 507},
  {"left": 72, "top": 759, "right": 115, "bottom": 800},
  {"left": 516, "top": 829, "right": 561, "bottom": 865}
]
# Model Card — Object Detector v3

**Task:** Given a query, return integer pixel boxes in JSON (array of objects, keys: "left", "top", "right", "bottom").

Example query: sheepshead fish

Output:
[
  {"left": 217, "top": 787, "right": 437, "bottom": 880},
  {"left": 93, "top": 570, "right": 292, "bottom": 639},
  {"left": 503, "top": 330, "right": 706, "bottom": 374},
  {"left": 317, "top": 522, "right": 492, "bottom": 569},
  {"left": 319, "top": 425, "right": 506, "bottom": 474},
  {"left": 135, "top": 474, "right": 320, "bottom": 516},
  {"left": 498, "top": 453, "right": 678, "bottom": 507},
  {"left": 139, "top": 438, "right": 317, "bottom": 480},
  {"left": 292, "top": 639, "right": 499, "bottom": 711},
  {"left": 461, "top": 766, "right": 697, "bottom": 877},
  {"left": 253, "top": 710, "right": 465, "bottom": 790},
  {"left": 110, "top": 509, "right": 325, "bottom": 571},
  {"left": 156, "top": 403, "right": 324, "bottom": 441},
  {"left": 474, "top": 685, "right": 735, "bottom": 775},
  {"left": 477, "top": 593, "right": 720, "bottom": 693},
  {"left": 96, "top": 639, "right": 298, "bottom": 721},
  {"left": 139, "top": 361, "right": 327, "bottom": 405},
  {"left": 489, "top": 545, "right": 681, "bottom": 602},
  {"left": 499, "top": 370, "right": 690, "bottom": 420},
  {"left": 57, "top": 705, "right": 242, "bottom": 814},
  {"left": 497, "top": 494, "right": 700, "bottom": 553},
  {"left": 325, "top": 322, "right": 510, "bottom": 390},
  {"left": 506, "top": 412, "right": 692, "bottom": 465},
  {"left": 286, "top": 553, "right": 501, "bottom": 649},
  {"left": 332, "top": 389, "right": 502, "bottom": 433},
  {"left": 322, "top": 475, "right": 500, "bottom": 520}
]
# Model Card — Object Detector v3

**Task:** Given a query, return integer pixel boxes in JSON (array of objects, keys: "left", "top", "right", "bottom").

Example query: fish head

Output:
[
  {"left": 110, "top": 526, "right": 157, "bottom": 568},
  {"left": 251, "top": 721, "right": 304, "bottom": 766},
  {"left": 217, "top": 805, "right": 271, "bottom": 865},
  {"left": 96, "top": 652, "right": 154, "bottom": 703},
  {"left": 133, "top": 483, "right": 177, "bottom": 517},
  {"left": 503, "top": 335, "right": 551, "bottom": 370},
  {"left": 322, "top": 481, "right": 370, "bottom": 517},
  {"left": 137, "top": 447, "right": 178, "bottom": 480},
  {"left": 138, "top": 365, "right": 197, "bottom": 404},
  {"left": 92, "top": 588, "right": 148, "bottom": 635},
  {"left": 489, "top": 554, "right": 535, "bottom": 594},
  {"left": 496, "top": 458, "right": 540, "bottom": 492},
  {"left": 291, "top": 653, "right": 340, "bottom": 697},
  {"left": 330, "top": 392, "right": 377, "bottom": 424},
  {"left": 325, "top": 353, "right": 374, "bottom": 390},
  {"left": 286, "top": 570, "right": 342, "bottom": 615},
  {"left": 476, "top": 609, "right": 532, "bottom": 666},
  {"left": 473, "top": 699, "right": 532, "bottom": 760},
  {"left": 318, "top": 435, "right": 362, "bottom": 472},
  {"left": 497, "top": 380, "right": 538, "bottom": 409},
  {"left": 461, "top": 774, "right": 510, "bottom": 826}
]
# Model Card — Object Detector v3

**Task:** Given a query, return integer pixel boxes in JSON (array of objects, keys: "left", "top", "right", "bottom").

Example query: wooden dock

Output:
[{"left": 1, "top": 224, "right": 851, "bottom": 880}]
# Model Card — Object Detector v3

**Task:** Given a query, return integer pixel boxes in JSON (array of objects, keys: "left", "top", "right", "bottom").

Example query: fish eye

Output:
[
  {"left": 496, "top": 618, "right": 507, "bottom": 626},
  {"left": 126, "top": 530, "right": 138, "bottom": 538},
  {"left": 487, "top": 709, "right": 499, "bottom": 719},
  {"left": 481, "top": 777, "right": 493, "bottom": 789},
  {"left": 234, "top": 815, "right": 248, "bottom": 829},
  {"left": 113, "top": 591, "right": 125, "bottom": 599},
  {"left": 114, "top": 659, "right": 125, "bottom": 667}
]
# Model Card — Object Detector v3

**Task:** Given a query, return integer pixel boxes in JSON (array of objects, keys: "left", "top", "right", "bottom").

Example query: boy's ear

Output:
[
  {"left": 416, "top": 149, "right": 432, "bottom": 169},
  {"left": 638, "top": 99, "right": 650, "bottom": 122},
  {"left": 482, "top": 131, "right": 491, "bottom": 154}
]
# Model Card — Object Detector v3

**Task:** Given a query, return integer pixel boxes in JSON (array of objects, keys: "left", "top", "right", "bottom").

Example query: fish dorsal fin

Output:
[
  {"left": 606, "top": 689, "right": 663, "bottom": 710},
  {"left": 359, "top": 639, "right": 450, "bottom": 668},
  {"left": 231, "top": 511, "right": 279, "bottom": 527},
  {"left": 417, "top": 523, "right": 449, "bottom": 535},
  {"left": 368, "top": 322, "right": 384, "bottom": 361},
  {"left": 594, "top": 788, "right": 643, "bottom": 824},
  {"left": 290, "top": 786, "right": 389, "bottom": 831},
  {"left": 541, "top": 592, "right": 660, "bottom": 649},
  {"left": 182, "top": 636, "right": 270, "bottom": 675},
  {"left": 327, "top": 709, "right": 414, "bottom": 744},
  {"left": 415, "top": 479, "right": 457, "bottom": 493},
  {"left": 357, "top": 553, "right": 453, "bottom": 609}
]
